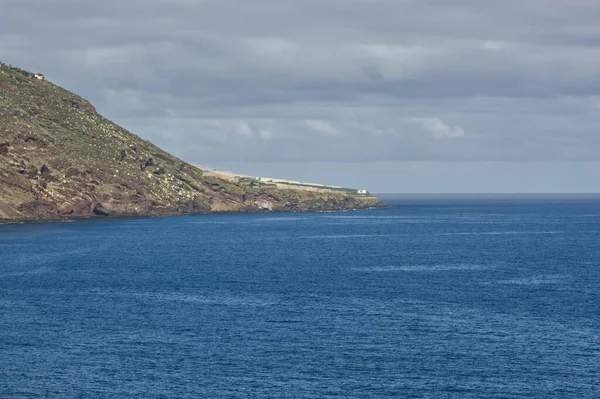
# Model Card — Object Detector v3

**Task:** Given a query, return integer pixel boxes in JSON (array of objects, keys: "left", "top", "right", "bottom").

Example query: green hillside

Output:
[{"left": 0, "top": 63, "right": 385, "bottom": 221}]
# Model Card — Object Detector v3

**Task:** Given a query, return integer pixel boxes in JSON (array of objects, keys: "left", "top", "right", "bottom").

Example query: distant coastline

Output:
[{"left": 377, "top": 193, "right": 600, "bottom": 201}]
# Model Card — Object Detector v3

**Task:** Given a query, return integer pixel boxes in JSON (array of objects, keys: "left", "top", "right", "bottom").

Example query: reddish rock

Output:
[{"left": 73, "top": 200, "right": 92, "bottom": 215}]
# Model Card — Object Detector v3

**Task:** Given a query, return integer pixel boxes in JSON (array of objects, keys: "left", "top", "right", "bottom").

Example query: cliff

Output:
[{"left": 0, "top": 63, "right": 385, "bottom": 222}]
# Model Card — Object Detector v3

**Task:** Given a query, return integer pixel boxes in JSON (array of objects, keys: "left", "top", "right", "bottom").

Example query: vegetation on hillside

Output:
[{"left": 0, "top": 62, "right": 385, "bottom": 221}]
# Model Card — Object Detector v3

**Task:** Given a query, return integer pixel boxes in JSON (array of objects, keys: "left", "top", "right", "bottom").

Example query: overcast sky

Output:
[{"left": 2, "top": 0, "right": 600, "bottom": 192}]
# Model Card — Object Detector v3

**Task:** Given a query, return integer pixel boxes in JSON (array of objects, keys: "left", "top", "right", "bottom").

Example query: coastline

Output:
[{"left": 0, "top": 201, "right": 387, "bottom": 226}]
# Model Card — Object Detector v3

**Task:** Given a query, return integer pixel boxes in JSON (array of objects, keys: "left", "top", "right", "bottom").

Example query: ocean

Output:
[{"left": 1, "top": 198, "right": 599, "bottom": 398}]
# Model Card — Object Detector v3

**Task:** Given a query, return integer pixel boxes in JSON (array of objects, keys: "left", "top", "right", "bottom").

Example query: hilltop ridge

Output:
[{"left": 0, "top": 63, "right": 385, "bottom": 222}]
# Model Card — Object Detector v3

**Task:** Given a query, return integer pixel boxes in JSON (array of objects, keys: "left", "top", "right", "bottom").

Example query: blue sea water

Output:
[{"left": 1, "top": 199, "right": 600, "bottom": 398}]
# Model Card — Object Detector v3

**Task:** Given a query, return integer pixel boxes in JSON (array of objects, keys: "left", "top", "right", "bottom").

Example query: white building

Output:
[
  {"left": 357, "top": 189, "right": 368, "bottom": 194},
  {"left": 34, "top": 73, "right": 45, "bottom": 81}
]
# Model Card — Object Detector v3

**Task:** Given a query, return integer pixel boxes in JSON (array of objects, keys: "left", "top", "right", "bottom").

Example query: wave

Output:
[
  {"left": 185, "top": 221, "right": 239, "bottom": 224},
  {"left": 301, "top": 234, "right": 392, "bottom": 239},
  {"left": 3, "top": 246, "right": 94, "bottom": 267},
  {"left": 186, "top": 216, "right": 308, "bottom": 224},
  {"left": 352, "top": 264, "right": 494, "bottom": 272},
  {"left": 437, "top": 231, "right": 563, "bottom": 236},
  {"left": 496, "top": 274, "right": 568, "bottom": 285},
  {"left": 256, "top": 216, "right": 310, "bottom": 222},
  {"left": 121, "top": 291, "right": 279, "bottom": 307},
  {"left": 0, "top": 266, "right": 55, "bottom": 278}
]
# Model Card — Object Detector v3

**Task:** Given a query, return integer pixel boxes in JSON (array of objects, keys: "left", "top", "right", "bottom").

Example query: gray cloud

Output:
[{"left": 2, "top": 0, "right": 600, "bottom": 170}]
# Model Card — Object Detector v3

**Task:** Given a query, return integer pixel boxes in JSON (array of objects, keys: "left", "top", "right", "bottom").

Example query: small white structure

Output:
[
  {"left": 34, "top": 73, "right": 45, "bottom": 81},
  {"left": 357, "top": 189, "right": 368, "bottom": 195}
]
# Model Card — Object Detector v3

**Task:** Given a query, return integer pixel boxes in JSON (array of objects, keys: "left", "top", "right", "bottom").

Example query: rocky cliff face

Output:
[{"left": 0, "top": 64, "right": 385, "bottom": 222}]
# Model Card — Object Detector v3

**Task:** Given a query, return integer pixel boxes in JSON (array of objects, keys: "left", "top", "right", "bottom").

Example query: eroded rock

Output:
[
  {"left": 0, "top": 141, "right": 9, "bottom": 154},
  {"left": 93, "top": 203, "right": 111, "bottom": 216},
  {"left": 254, "top": 200, "right": 273, "bottom": 211}
]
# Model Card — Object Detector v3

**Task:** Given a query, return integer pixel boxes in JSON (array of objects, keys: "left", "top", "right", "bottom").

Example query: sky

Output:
[{"left": 2, "top": 0, "right": 600, "bottom": 193}]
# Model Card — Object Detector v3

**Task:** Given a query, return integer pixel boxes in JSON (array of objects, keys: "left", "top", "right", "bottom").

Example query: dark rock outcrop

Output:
[
  {"left": 93, "top": 204, "right": 111, "bottom": 217},
  {"left": 40, "top": 164, "right": 50, "bottom": 179}
]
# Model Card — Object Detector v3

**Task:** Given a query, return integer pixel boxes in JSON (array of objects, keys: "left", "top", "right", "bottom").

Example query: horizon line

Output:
[{"left": 375, "top": 192, "right": 600, "bottom": 198}]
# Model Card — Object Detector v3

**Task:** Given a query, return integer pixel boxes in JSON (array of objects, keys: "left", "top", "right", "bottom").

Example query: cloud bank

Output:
[{"left": 2, "top": 0, "right": 600, "bottom": 190}]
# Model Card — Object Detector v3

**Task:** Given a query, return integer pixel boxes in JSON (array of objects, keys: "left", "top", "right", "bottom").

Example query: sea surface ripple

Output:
[{"left": 1, "top": 199, "right": 600, "bottom": 398}]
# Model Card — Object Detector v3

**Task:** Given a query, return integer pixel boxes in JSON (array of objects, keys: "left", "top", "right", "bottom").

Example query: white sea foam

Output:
[
  {"left": 6, "top": 247, "right": 94, "bottom": 266},
  {"left": 185, "top": 221, "right": 238, "bottom": 224},
  {"left": 322, "top": 215, "right": 516, "bottom": 225},
  {"left": 186, "top": 217, "right": 307, "bottom": 224},
  {"left": 125, "top": 291, "right": 279, "bottom": 307},
  {"left": 497, "top": 274, "right": 568, "bottom": 285},
  {"left": 301, "top": 234, "right": 392, "bottom": 239},
  {"left": 325, "top": 215, "right": 415, "bottom": 219},
  {"left": 352, "top": 264, "right": 494, "bottom": 272},
  {"left": 259, "top": 216, "right": 308, "bottom": 222},
  {"left": 437, "top": 231, "right": 563, "bottom": 236},
  {"left": 0, "top": 266, "right": 55, "bottom": 278}
]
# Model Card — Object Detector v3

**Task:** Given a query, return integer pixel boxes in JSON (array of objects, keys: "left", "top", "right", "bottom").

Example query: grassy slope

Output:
[{"left": 0, "top": 64, "right": 384, "bottom": 221}]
